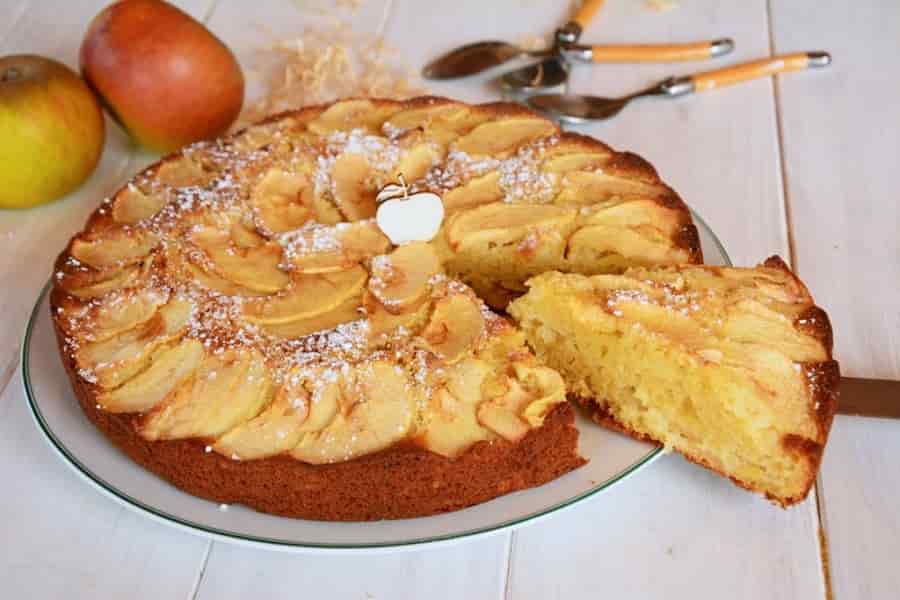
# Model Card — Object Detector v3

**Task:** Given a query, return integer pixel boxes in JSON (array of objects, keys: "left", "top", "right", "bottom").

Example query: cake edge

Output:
[{"left": 51, "top": 310, "right": 588, "bottom": 521}]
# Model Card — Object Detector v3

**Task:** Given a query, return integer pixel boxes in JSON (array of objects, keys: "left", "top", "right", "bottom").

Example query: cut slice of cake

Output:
[{"left": 508, "top": 257, "right": 839, "bottom": 506}]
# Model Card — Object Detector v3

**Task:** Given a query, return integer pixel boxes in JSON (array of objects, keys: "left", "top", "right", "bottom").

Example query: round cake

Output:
[{"left": 50, "top": 96, "right": 702, "bottom": 520}]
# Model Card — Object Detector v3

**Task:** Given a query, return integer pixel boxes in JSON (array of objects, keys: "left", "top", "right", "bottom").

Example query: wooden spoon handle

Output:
[
  {"left": 689, "top": 51, "right": 831, "bottom": 91},
  {"left": 588, "top": 39, "right": 734, "bottom": 63},
  {"left": 571, "top": 0, "right": 606, "bottom": 29}
]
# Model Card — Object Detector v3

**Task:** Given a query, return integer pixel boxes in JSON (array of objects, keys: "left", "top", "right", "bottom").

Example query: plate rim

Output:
[{"left": 22, "top": 210, "right": 731, "bottom": 551}]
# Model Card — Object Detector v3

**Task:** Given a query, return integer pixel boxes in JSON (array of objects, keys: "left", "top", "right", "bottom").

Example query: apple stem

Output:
[
  {"left": 398, "top": 173, "right": 408, "bottom": 198},
  {"left": 1, "top": 67, "right": 22, "bottom": 82}
]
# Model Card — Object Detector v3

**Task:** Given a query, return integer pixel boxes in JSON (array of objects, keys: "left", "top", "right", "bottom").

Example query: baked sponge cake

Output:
[
  {"left": 50, "top": 96, "right": 706, "bottom": 521},
  {"left": 508, "top": 257, "right": 839, "bottom": 505}
]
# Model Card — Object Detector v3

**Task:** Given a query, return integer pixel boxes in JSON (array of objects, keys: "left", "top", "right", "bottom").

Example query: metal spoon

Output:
[
  {"left": 501, "top": 38, "right": 735, "bottom": 94},
  {"left": 528, "top": 51, "right": 832, "bottom": 124},
  {"left": 423, "top": 0, "right": 606, "bottom": 80},
  {"left": 422, "top": 41, "right": 555, "bottom": 80}
]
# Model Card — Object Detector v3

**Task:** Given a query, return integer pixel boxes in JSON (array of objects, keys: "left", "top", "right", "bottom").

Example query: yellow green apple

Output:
[
  {"left": 80, "top": 0, "right": 244, "bottom": 153},
  {"left": 0, "top": 55, "right": 105, "bottom": 209}
]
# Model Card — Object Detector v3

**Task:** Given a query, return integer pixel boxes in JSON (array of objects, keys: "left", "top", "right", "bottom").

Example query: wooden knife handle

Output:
[
  {"left": 572, "top": 0, "right": 606, "bottom": 29},
  {"left": 690, "top": 51, "right": 831, "bottom": 91},
  {"left": 589, "top": 39, "right": 734, "bottom": 63},
  {"left": 837, "top": 377, "right": 900, "bottom": 420}
]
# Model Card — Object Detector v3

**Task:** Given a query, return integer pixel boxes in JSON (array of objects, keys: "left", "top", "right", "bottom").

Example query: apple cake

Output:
[
  {"left": 508, "top": 257, "right": 839, "bottom": 506},
  {"left": 51, "top": 96, "right": 703, "bottom": 520}
]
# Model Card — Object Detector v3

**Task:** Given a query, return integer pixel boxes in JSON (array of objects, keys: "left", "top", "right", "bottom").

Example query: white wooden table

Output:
[{"left": 1, "top": 1, "right": 897, "bottom": 598}]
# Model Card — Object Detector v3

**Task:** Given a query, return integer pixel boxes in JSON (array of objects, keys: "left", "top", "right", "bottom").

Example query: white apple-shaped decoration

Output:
[{"left": 375, "top": 180, "right": 445, "bottom": 245}]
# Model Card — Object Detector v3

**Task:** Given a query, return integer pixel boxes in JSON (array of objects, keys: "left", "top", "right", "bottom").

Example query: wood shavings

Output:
[
  {"left": 646, "top": 0, "right": 679, "bottom": 12},
  {"left": 290, "top": 0, "right": 363, "bottom": 16},
  {"left": 516, "top": 34, "right": 550, "bottom": 52},
  {"left": 238, "top": 23, "right": 428, "bottom": 127}
]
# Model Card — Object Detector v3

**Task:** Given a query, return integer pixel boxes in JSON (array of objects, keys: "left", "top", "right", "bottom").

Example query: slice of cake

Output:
[{"left": 508, "top": 257, "right": 839, "bottom": 505}]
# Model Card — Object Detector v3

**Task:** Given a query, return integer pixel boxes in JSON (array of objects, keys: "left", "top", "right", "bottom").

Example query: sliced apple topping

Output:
[
  {"left": 231, "top": 119, "right": 295, "bottom": 152},
  {"left": 155, "top": 155, "right": 212, "bottom": 188},
  {"left": 70, "top": 230, "right": 159, "bottom": 270},
  {"left": 183, "top": 260, "right": 270, "bottom": 297},
  {"left": 77, "top": 297, "right": 193, "bottom": 389},
  {"left": 307, "top": 99, "right": 401, "bottom": 134},
  {"left": 454, "top": 118, "right": 556, "bottom": 157},
  {"left": 331, "top": 153, "right": 377, "bottom": 220},
  {"left": 577, "top": 198, "right": 681, "bottom": 231},
  {"left": 83, "top": 288, "right": 168, "bottom": 342},
  {"left": 383, "top": 104, "right": 486, "bottom": 143},
  {"left": 442, "top": 171, "right": 503, "bottom": 213},
  {"left": 418, "top": 358, "right": 494, "bottom": 457},
  {"left": 98, "top": 338, "right": 204, "bottom": 413},
  {"left": 368, "top": 243, "right": 442, "bottom": 314},
  {"left": 565, "top": 224, "right": 688, "bottom": 268},
  {"left": 250, "top": 169, "right": 315, "bottom": 233},
  {"left": 215, "top": 366, "right": 341, "bottom": 460},
  {"left": 541, "top": 152, "right": 608, "bottom": 175},
  {"left": 393, "top": 139, "right": 445, "bottom": 182},
  {"left": 59, "top": 258, "right": 152, "bottom": 299},
  {"left": 554, "top": 170, "right": 666, "bottom": 206},
  {"left": 282, "top": 221, "right": 390, "bottom": 274},
  {"left": 384, "top": 103, "right": 466, "bottom": 133},
  {"left": 258, "top": 294, "right": 363, "bottom": 339},
  {"left": 229, "top": 220, "right": 265, "bottom": 248},
  {"left": 511, "top": 362, "right": 567, "bottom": 426},
  {"left": 243, "top": 266, "right": 367, "bottom": 325},
  {"left": 444, "top": 203, "right": 575, "bottom": 253},
  {"left": 111, "top": 184, "right": 167, "bottom": 224},
  {"left": 290, "top": 361, "right": 414, "bottom": 464},
  {"left": 364, "top": 291, "right": 431, "bottom": 343},
  {"left": 140, "top": 348, "right": 271, "bottom": 441},
  {"left": 307, "top": 184, "right": 345, "bottom": 226},
  {"left": 190, "top": 225, "right": 289, "bottom": 293},
  {"left": 476, "top": 363, "right": 565, "bottom": 442},
  {"left": 419, "top": 292, "right": 484, "bottom": 363},
  {"left": 476, "top": 382, "right": 531, "bottom": 442}
]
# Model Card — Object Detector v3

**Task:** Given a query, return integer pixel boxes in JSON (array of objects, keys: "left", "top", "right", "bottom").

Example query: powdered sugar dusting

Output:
[
  {"left": 498, "top": 137, "right": 559, "bottom": 204},
  {"left": 53, "top": 99, "right": 570, "bottom": 465}
]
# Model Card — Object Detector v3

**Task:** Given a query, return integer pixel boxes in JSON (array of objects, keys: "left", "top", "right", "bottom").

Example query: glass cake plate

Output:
[{"left": 22, "top": 210, "right": 730, "bottom": 552}]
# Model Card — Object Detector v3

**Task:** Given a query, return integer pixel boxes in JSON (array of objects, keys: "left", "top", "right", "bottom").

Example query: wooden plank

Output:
[
  {"left": 196, "top": 535, "right": 510, "bottom": 600},
  {"left": 769, "top": 1, "right": 900, "bottom": 598},
  {"left": 511, "top": 2, "right": 827, "bottom": 598},
  {"left": 0, "top": 370, "right": 210, "bottom": 598},
  {"left": 0, "top": 0, "right": 29, "bottom": 48},
  {"left": 509, "top": 455, "right": 825, "bottom": 600}
]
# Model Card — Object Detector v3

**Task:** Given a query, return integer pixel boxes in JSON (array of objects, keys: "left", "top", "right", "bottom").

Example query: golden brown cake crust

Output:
[{"left": 55, "top": 313, "right": 585, "bottom": 520}]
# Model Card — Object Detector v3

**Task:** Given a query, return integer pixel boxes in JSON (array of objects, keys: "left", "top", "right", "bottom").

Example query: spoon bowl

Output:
[
  {"left": 423, "top": 41, "right": 550, "bottom": 80},
  {"left": 499, "top": 58, "right": 570, "bottom": 94},
  {"left": 527, "top": 93, "right": 631, "bottom": 124}
]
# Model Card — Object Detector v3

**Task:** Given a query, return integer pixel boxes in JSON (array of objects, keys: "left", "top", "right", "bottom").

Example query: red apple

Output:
[
  {"left": 0, "top": 55, "right": 105, "bottom": 209},
  {"left": 80, "top": 0, "right": 244, "bottom": 153}
]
